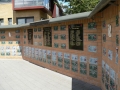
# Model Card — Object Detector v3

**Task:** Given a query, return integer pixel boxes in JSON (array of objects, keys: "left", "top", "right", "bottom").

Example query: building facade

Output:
[{"left": 0, "top": 0, "right": 63, "bottom": 25}]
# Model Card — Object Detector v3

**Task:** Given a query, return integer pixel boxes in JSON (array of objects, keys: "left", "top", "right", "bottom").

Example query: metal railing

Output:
[
  {"left": 14, "top": 0, "right": 49, "bottom": 9},
  {"left": 0, "top": 0, "right": 11, "bottom": 3}
]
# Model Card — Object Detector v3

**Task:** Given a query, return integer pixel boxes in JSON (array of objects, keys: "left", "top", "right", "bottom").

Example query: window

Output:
[
  {"left": 8, "top": 18, "right": 12, "bottom": 25},
  {"left": 0, "top": 19, "right": 4, "bottom": 25},
  {"left": 17, "top": 18, "right": 25, "bottom": 25},
  {"left": 14, "top": 0, "right": 49, "bottom": 9},
  {"left": 26, "top": 18, "right": 34, "bottom": 23},
  {"left": 17, "top": 17, "right": 34, "bottom": 25}
]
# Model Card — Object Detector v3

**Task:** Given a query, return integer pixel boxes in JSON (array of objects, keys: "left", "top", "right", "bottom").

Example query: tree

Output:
[{"left": 65, "top": 0, "right": 100, "bottom": 14}]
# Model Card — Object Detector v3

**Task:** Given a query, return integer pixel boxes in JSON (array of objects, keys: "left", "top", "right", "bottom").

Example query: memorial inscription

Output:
[
  {"left": 69, "top": 24, "right": 83, "bottom": 50},
  {"left": 43, "top": 27, "right": 52, "bottom": 47}
]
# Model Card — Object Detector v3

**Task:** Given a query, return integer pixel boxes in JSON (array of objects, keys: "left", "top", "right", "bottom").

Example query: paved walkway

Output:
[{"left": 0, "top": 59, "right": 101, "bottom": 90}]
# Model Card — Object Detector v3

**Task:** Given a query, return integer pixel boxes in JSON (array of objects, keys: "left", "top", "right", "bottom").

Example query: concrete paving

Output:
[{"left": 0, "top": 59, "right": 101, "bottom": 90}]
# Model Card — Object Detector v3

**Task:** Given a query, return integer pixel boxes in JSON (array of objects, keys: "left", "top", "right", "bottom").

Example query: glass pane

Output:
[
  {"left": 26, "top": 18, "right": 34, "bottom": 23},
  {"left": 17, "top": 18, "right": 25, "bottom": 25},
  {"left": 14, "top": 0, "right": 24, "bottom": 7},
  {"left": 14, "top": 0, "right": 49, "bottom": 8},
  {"left": 0, "top": 19, "right": 4, "bottom": 25},
  {"left": 8, "top": 18, "right": 12, "bottom": 25}
]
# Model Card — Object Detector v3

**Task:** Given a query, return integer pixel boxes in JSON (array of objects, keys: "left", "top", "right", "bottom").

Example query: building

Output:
[
  {"left": 0, "top": 0, "right": 119, "bottom": 90},
  {"left": 0, "top": 0, "right": 63, "bottom": 25}
]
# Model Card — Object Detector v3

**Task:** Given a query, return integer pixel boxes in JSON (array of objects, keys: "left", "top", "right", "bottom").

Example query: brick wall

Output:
[
  {"left": 101, "top": 0, "right": 120, "bottom": 90},
  {"left": 0, "top": 0, "right": 120, "bottom": 90},
  {"left": 0, "top": 29, "right": 23, "bottom": 59},
  {"left": 22, "top": 15, "right": 102, "bottom": 87}
]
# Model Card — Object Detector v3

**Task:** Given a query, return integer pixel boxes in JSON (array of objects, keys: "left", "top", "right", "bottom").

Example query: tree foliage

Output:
[{"left": 64, "top": 0, "right": 100, "bottom": 14}]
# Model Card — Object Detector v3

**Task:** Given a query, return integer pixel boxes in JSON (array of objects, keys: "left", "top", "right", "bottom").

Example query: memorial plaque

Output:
[
  {"left": 34, "top": 35, "right": 37, "bottom": 39},
  {"left": 54, "top": 34, "right": 58, "bottom": 39},
  {"left": 102, "top": 60, "right": 105, "bottom": 84},
  {"left": 16, "top": 35, "right": 20, "bottom": 38},
  {"left": 38, "top": 28, "right": 41, "bottom": 32},
  {"left": 108, "top": 50, "right": 112, "bottom": 60},
  {"left": 88, "top": 34, "right": 97, "bottom": 41},
  {"left": 16, "top": 41, "right": 20, "bottom": 44},
  {"left": 39, "top": 42, "right": 42, "bottom": 46},
  {"left": 24, "top": 41, "right": 26, "bottom": 44},
  {"left": 61, "top": 43, "right": 66, "bottom": 49},
  {"left": 116, "top": 35, "right": 119, "bottom": 46},
  {"left": 1, "top": 35, "right": 5, "bottom": 39},
  {"left": 54, "top": 26, "right": 58, "bottom": 31},
  {"left": 80, "top": 56, "right": 87, "bottom": 75},
  {"left": 24, "top": 30, "right": 26, "bottom": 33},
  {"left": 43, "top": 27, "right": 52, "bottom": 47},
  {"left": 89, "top": 57, "right": 98, "bottom": 78},
  {"left": 15, "top": 30, "right": 20, "bottom": 33},
  {"left": 58, "top": 52, "right": 63, "bottom": 68},
  {"left": 24, "top": 35, "right": 26, "bottom": 38},
  {"left": 38, "top": 35, "right": 42, "bottom": 39},
  {"left": 102, "top": 20, "right": 106, "bottom": 28},
  {"left": 1, "top": 41, "right": 5, "bottom": 44},
  {"left": 60, "top": 25, "right": 66, "bottom": 30},
  {"left": 8, "top": 41, "right": 12, "bottom": 44},
  {"left": 103, "top": 34, "right": 106, "bottom": 42},
  {"left": 54, "top": 43, "right": 59, "bottom": 48},
  {"left": 88, "top": 22, "right": 97, "bottom": 29},
  {"left": 34, "top": 28, "right": 37, "bottom": 32},
  {"left": 69, "top": 24, "right": 83, "bottom": 50},
  {"left": 103, "top": 47, "right": 106, "bottom": 56},
  {"left": 61, "top": 34, "right": 66, "bottom": 40},
  {"left": 116, "top": 15, "right": 119, "bottom": 26},
  {"left": 0, "top": 30, "right": 5, "bottom": 34}
]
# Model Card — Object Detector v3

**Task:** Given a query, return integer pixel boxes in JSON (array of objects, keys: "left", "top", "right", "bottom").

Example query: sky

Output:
[
  {"left": 57, "top": 0, "right": 69, "bottom": 6},
  {"left": 57, "top": 0, "right": 69, "bottom": 12}
]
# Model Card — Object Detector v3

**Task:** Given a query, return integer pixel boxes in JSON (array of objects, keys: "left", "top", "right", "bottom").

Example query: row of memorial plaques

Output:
[
  {"left": 0, "top": 41, "right": 20, "bottom": 44},
  {"left": 23, "top": 47, "right": 98, "bottom": 78},
  {"left": 103, "top": 34, "right": 119, "bottom": 46},
  {"left": 0, "top": 46, "right": 22, "bottom": 56},
  {"left": 54, "top": 34, "right": 66, "bottom": 40},
  {"left": 102, "top": 15, "right": 119, "bottom": 28},
  {"left": 102, "top": 60, "right": 117, "bottom": 90},
  {"left": 31, "top": 26, "right": 66, "bottom": 32},
  {"left": 31, "top": 24, "right": 83, "bottom": 50},
  {"left": 103, "top": 47, "right": 119, "bottom": 64}
]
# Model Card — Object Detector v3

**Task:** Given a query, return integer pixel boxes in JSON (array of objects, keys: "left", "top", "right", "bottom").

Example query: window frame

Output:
[
  {"left": 16, "top": 17, "right": 34, "bottom": 25},
  {"left": 8, "top": 18, "right": 12, "bottom": 25},
  {"left": 0, "top": 18, "right": 4, "bottom": 25}
]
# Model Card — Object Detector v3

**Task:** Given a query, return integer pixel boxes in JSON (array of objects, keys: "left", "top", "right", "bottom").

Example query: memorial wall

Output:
[
  {"left": 101, "top": 2, "right": 120, "bottom": 90},
  {"left": 22, "top": 17, "right": 102, "bottom": 87},
  {"left": 0, "top": 29, "right": 22, "bottom": 59},
  {"left": 0, "top": 0, "right": 120, "bottom": 90}
]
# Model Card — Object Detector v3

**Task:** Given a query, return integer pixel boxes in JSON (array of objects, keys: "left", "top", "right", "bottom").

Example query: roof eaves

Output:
[
  {"left": 0, "top": 25, "right": 19, "bottom": 29},
  {"left": 88, "top": 0, "right": 111, "bottom": 18},
  {"left": 0, "top": 23, "right": 30, "bottom": 29},
  {"left": 49, "top": 11, "right": 91, "bottom": 23}
]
